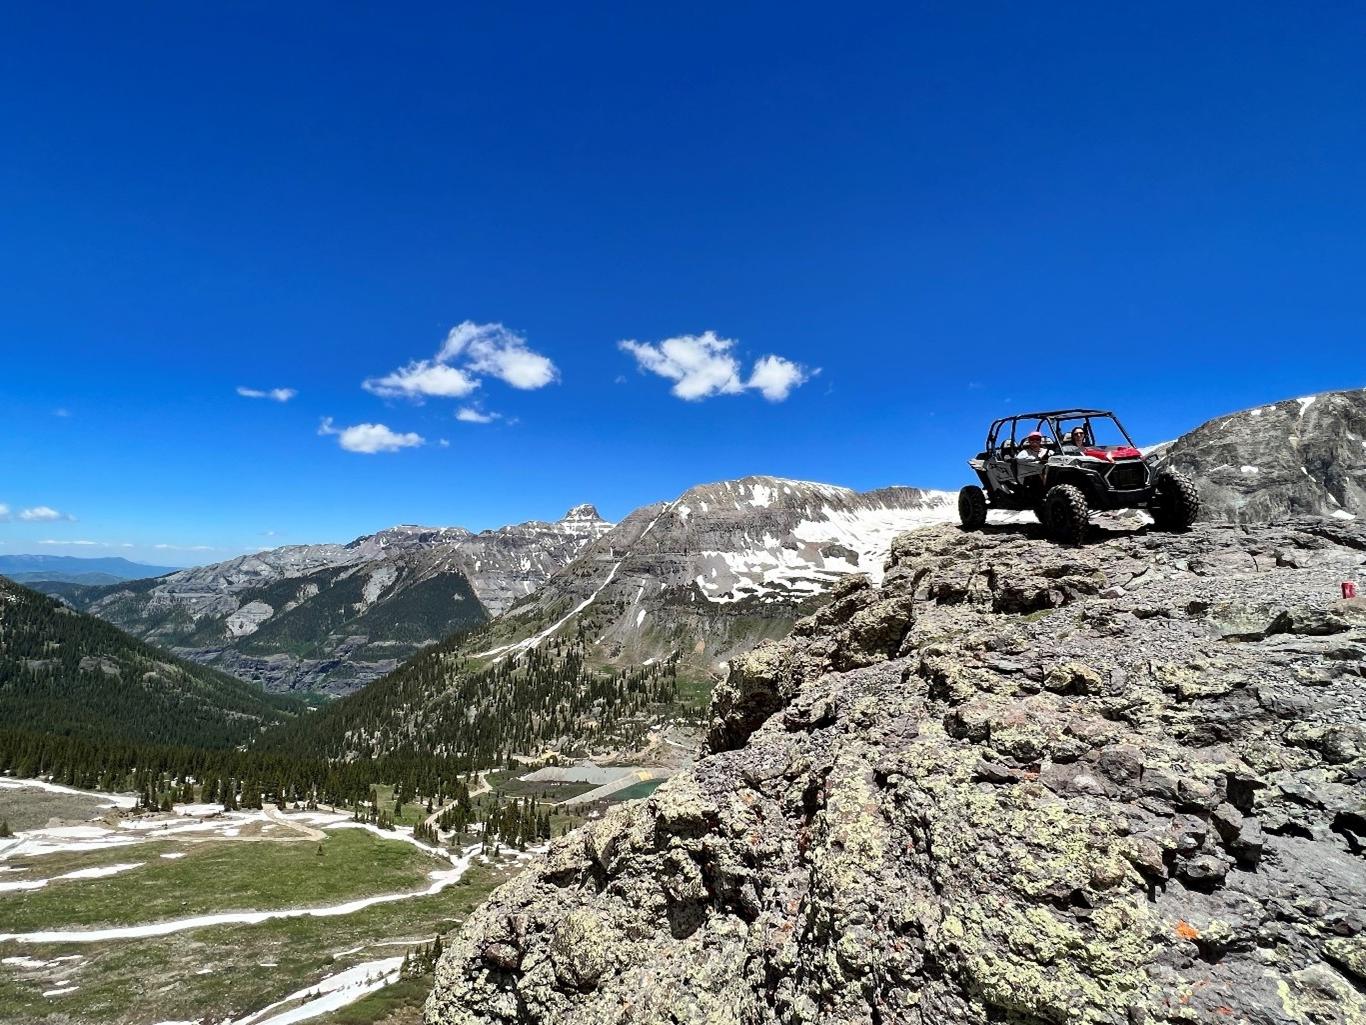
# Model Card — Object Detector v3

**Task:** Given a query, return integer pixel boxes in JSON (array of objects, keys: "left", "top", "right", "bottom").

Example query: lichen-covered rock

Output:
[{"left": 426, "top": 521, "right": 1366, "bottom": 1025}]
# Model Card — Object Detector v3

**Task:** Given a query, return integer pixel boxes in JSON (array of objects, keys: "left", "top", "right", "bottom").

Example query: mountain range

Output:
[
  {"left": 31, "top": 507, "right": 612, "bottom": 694},
  {"left": 471, "top": 477, "right": 964, "bottom": 671},
  {"left": 261, "top": 479, "right": 969, "bottom": 762},
  {"left": 0, "top": 554, "right": 179, "bottom": 586},
  {"left": 13, "top": 387, "right": 1365, "bottom": 708}
]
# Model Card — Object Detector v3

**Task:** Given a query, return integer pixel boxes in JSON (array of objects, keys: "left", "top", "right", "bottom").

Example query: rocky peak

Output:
[
  {"left": 1166, "top": 387, "right": 1366, "bottom": 523},
  {"left": 428, "top": 518, "right": 1366, "bottom": 1025},
  {"left": 561, "top": 503, "right": 606, "bottom": 523},
  {"left": 351, "top": 524, "right": 475, "bottom": 553}
]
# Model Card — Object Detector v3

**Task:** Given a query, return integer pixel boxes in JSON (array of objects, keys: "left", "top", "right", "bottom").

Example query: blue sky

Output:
[{"left": 3, "top": 4, "right": 1364, "bottom": 565}]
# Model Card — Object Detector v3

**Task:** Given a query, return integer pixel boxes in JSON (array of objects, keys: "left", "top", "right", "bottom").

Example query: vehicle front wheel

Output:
[
  {"left": 1043, "top": 484, "right": 1090, "bottom": 544},
  {"left": 958, "top": 485, "right": 988, "bottom": 530},
  {"left": 1151, "top": 469, "right": 1201, "bottom": 531}
]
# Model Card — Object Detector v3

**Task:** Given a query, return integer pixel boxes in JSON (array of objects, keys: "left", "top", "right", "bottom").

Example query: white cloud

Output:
[
  {"left": 366, "top": 321, "right": 558, "bottom": 403},
  {"left": 362, "top": 361, "right": 479, "bottom": 400},
  {"left": 19, "top": 506, "right": 75, "bottom": 523},
  {"left": 619, "top": 331, "right": 815, "bottom": 402},
  {"left": 747, "top": 355, "right": 812, "bottom": 402},
  {"left": 153, "top": 543, "right": 217, "bottom": 551},
  {"left": 0, "top": 504, "right": 8, "bottom": 522},
  {"left": 237, "top": 386, "right": 297, "bottom": 402},
  {"left": 318, "top": 417, "right": 425, "bottom": 454},
  {"left": 53, "top": 408, "right": 71, "bottom": 418},
  {"left": 40, "top": 538, "right": 101, "bottom": 546},
  {"left": 456, "top": 406, "right": 500, "bottom": 424},
  {"left": 619, "top": 332, "right": 745, "bottom": 401}
]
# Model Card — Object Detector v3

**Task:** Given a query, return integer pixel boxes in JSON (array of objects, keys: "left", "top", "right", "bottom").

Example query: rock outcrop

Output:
[
  {"left": 1165, "top": 388, "right": 1366, "bottom": 524},
  {"left": 427, "top": 519, "right": 1366, "bottom": 1025}
]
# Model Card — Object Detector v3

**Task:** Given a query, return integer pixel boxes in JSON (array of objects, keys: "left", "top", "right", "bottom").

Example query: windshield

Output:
[{"left": 1055, "top": 415, "right": 1132, "bottom": 449}]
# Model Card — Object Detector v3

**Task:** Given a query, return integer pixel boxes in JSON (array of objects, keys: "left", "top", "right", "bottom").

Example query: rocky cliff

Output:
[
  {"left": 427, "top": 518, "right": 1366, "bottom": 1025},
  {"left": 1165, "top": 388, "right": 1366, "bottom": 524},
  {"left": 47, "top": 507, "right": 611, "bottom": 694},
  {"left": 472, "top": 477, "right": 964, "bottom": 673}
]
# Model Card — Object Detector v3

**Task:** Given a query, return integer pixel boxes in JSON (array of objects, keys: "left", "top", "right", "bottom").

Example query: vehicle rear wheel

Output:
[
  {"left": 1151, "top": 469, "right": 1200, "bottom": 531},
  {"left": 1043, "top": 484, "right": 1090, "bottom": 544},
  {"left": 959, "top": 485, "right": 989, "bottom": 530}
]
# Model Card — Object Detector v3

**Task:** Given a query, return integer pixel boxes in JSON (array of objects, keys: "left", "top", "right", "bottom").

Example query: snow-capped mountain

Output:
[
  {"left": 470, "top": 476, "right": 960, "bottom": 673},
  {"left": 45, "top": 506, "right": 612, "bottom": 694},
  {"left": 1163, "top": 387, "right": 1366, "bottom": 523}
]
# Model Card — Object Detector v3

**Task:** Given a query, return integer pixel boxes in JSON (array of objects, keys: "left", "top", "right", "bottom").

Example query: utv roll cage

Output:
[{"left": 977, "top": 409, "right": 1139, "bottom": 458}]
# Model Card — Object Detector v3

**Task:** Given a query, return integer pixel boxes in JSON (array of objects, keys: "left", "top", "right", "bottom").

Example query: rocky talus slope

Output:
[
  {"left": 1165, "top": 388, "right": 1366, "bottom": 523},
  {"left": 427, "top": 519, "right": 1366, "bottom": 1025}
]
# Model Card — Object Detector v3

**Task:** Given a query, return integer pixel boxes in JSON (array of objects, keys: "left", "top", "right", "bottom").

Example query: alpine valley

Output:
[{"left": 2, "top": 388, "right": 1364, "bottom": 1025}]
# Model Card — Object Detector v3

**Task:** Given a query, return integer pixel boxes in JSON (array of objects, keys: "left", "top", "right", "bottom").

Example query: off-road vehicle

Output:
[{"left": 958, "top": 408, "right": 1200, "bottom": 543}]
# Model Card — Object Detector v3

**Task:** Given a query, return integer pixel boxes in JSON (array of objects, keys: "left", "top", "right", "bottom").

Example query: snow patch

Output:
[
  {"left": 0, "top": 861, "right": 143, "bottom": 892},
  {"left": 691, "top": 497, "right": 959, "bottom": 604},
  {"left": 230, "top": 956, "right": 404, "bottom": 1025},
  {"left": 1297, "top": 396, "right": 1317, "bottom": 414},
  {"left": 0, "top": 775, "right": 137, "bottom": 808},
  {"left": 60, "top": 862, "right": 143, "bottom": 880},
  {"left": 0, "top": 845, "right": 481, "bottom": 944},
  {"left": 0, "top": 878, "right": 47, "bottom": 893},
  {"left": 1241, "top": 466, "right": 1260, "bottom": 475},
  {"left": 1331, "top": 510, "right": 1356, "bottom": 520}
]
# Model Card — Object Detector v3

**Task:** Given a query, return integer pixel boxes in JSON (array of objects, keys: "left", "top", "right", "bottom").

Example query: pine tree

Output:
[{"left": 0, "top": 819, "right": 11, "bottom": 838}]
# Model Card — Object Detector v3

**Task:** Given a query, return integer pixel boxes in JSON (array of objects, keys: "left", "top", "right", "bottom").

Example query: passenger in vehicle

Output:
[{"left": 1064, "top": 426, "right": 1088, "bottom": 451}]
